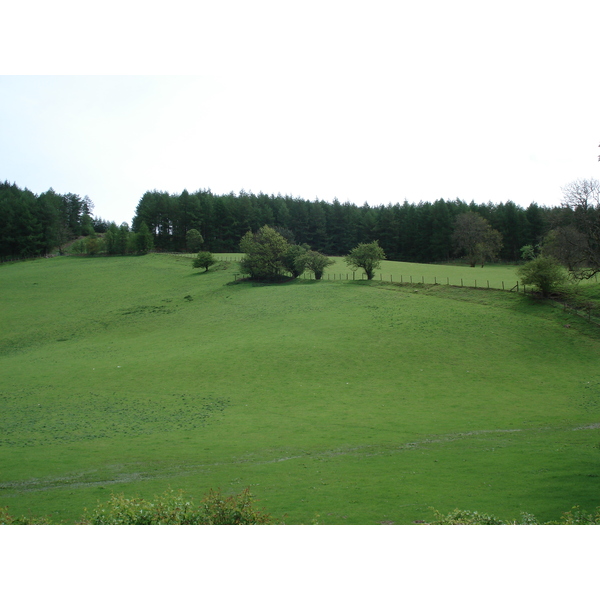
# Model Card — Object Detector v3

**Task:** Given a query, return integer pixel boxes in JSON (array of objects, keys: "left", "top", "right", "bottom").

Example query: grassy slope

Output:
[{"left": 1, "top": 254, "right": 599, "bottom": 524}]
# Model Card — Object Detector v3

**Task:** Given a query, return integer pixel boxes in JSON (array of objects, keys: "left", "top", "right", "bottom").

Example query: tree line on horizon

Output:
[
  {"left": 0, "top": 181, "right": 98, "bottom": 260},
  {"left": 2, "top": 180, "right": 597, "bottom": 271},
  {"left": 132, "top": 188, "right": 552, "bottom": 263}
]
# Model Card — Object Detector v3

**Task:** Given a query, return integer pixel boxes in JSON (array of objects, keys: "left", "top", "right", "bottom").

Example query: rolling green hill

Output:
[{"left": 1, "top": 254, "right": 599, "bottom": 523}]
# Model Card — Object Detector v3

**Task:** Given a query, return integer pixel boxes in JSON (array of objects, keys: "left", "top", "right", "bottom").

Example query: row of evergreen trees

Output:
[
  {"left": 0, "top": 181, "right": 104, "bottom": 260},
  {"left": 132, "top": 188, "right": 556, "bottom": 262},
  {"left": 1, "top": 180, "right": 561, "bottom": 263}
]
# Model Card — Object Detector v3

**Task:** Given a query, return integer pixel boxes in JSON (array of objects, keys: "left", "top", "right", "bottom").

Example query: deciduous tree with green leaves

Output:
[
  {"left": 297, "top": 250, "right": 335, "bottom": 280},
  {"left": 517, "top": 256, "right": 568, "bottom": 297},
  {"left": 239, "top": 225, "right": 290, "bottom": 280},
  {"left": 452, "top": 212, "right": 503, "bottom": 267},
  {"left": 344, "top": 241, "right": 385, "bottom": 280},
  {"left": 186, "top": 228, "right": 204, "bottom": 253},
  {"left": 193, "top": 251, "right": 216, "bottom": 272},
  {"left": 281, "top": 244, "right": 309, "bottom": 278},
  {"left": 134, "top": 221, "right": 154, "bottom": 254}
]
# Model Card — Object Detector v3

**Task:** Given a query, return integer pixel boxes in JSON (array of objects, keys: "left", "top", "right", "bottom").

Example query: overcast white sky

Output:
[{"left": 1, "top": 0, "right": 599, "bottom": 225}]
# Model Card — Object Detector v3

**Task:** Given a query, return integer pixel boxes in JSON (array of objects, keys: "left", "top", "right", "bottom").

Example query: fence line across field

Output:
[{"left": 232, "top": 268, "right": 522, "bottom": 291}]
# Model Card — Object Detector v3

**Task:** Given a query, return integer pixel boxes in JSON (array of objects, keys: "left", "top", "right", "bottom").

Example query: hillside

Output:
[{"left": 1, "top": 254, "right": 599, "bottom": 524}]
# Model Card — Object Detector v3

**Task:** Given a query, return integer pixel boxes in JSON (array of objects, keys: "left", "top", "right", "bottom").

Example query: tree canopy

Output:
[
  {"left": 517, "top": 256, "right": 568, "bottom": 297},
  {"left": 129, "top": 188, "right": 558, "bottom": 263},
  {"left": 344, "top": 241, "right": 386, "bottom": 280},
  {"left": 297, "top": 250, "right": 335, "bottom": 280},
  {"left": 452, "top": 212, "right": 503, "bottom": 267},
  {"left": 192, "top": 251, "right": 216, "bottom": 272},
  {"left": 554, "top": 178, "right": 600, "bottom": 279},
  {"left": 1, "top": 179, "right": 571, "bottom": 266},
  {"left": 239, "top": 225, "right": 291, "bottom": 279}
]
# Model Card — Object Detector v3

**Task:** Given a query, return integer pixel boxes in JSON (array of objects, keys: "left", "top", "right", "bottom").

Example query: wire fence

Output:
[
  {"left": 0, "top": 253, "right": 55, "bottom": 264},
  {"left": 232, "top": 267, "right": 522, "bottom": 291},
  {"left": 4, "top": 251, "right": 599, "bottom": 325},
  {"left": 228, "top": 261, "right": 600, "bottom": 326}
]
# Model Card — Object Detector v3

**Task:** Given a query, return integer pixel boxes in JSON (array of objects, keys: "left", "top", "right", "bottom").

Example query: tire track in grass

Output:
[{"left": 5, "top": 422, "right": 596, "bottom": 495}]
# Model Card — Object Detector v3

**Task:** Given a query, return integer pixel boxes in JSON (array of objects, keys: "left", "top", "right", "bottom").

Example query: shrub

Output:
[
  {"left": 555, "top": 506, "right": 600, "bottom": 525},
  {"left": 0, "top": 506, "right": 51, "bottom": 524},
  {"left": 200, "top": 488, "right": 272, "bottom": 525},
  {"left": 517, "top": 255, "right": 568, "bottom": 297},
  {"left": 429, "top": 508, "right": 506, "bottom": 525},
  {"left": 81, "top": 487, "right": 271, "bottom": 525}
]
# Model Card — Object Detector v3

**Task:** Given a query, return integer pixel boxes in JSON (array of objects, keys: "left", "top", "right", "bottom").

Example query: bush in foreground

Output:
[
  {"left": 1, "top": 487, "right": 271, "bottom": 525},
  {"left": 81, "top": 487, "right": 272, "bottom": 525},
  {"left": 428, "top": 508, "right": 538, "bottom": 525},
  {"left": 0, "top": 506, "right": 51, "bottom": 525},
  {"left": 3, "top": 496, "right": 600, "bottom": 524},
  {"left": 428, "top": 506, "right": 600, "bottom": 525}
]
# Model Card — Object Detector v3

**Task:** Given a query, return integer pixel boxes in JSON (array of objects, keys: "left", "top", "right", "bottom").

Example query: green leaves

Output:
[
  {"left": 83, "top": 487, "right": 272, "bottom": 525},
  {"left": 296, "top": 250, "right": 335, "bottom": 280},
  {"left": 517, "top": 256, "right": 568, "bottom": 297},
  {"left": 239, "top": 225, "right": 290, "bottom": 280},
  {"left": 193, "top": 251, "right": 216, "bottom": 272},
  {"left": 186, "top": 228, "right": 204, "bottom": 253},
  {"left": 452, "top": 212, "right": 503, "bottom": 267},
  {"left": 344, "top": 241, "right": 385, "bottom": 280}
]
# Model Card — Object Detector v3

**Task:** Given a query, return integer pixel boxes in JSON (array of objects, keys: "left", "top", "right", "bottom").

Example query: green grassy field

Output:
[{"left": 1, "top": 253, "right": 599, "bottom": 524}]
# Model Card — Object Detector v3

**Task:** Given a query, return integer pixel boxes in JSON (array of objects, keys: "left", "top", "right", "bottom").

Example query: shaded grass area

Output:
[{"left": 1, "top": 254, "right": 599, "bottom": 523}]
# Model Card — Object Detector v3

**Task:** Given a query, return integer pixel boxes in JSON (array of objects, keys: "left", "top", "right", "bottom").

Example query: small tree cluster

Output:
[
  {"left": 239, "top": 225, "right": 334, "bottom": 280},
  {"left": 69, "top": 222, "right": 154, "bottom": 256}
]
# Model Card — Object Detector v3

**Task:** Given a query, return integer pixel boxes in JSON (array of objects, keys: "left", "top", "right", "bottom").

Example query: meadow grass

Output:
[{"left": 1, "top": 253, "right": 599, "bottom": 524}]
